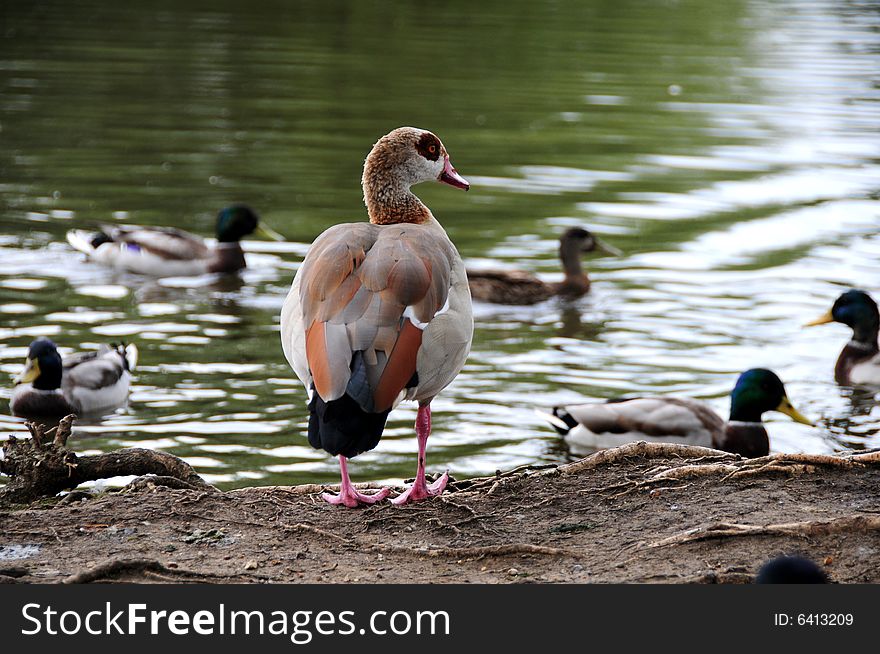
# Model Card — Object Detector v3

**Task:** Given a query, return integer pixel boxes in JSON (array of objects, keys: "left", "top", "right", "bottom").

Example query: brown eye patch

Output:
[{"left": 415, "top": 132, "right": 442, "bottom": 161}]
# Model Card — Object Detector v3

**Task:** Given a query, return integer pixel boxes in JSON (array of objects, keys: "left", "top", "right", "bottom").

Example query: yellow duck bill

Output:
[
  {"left": 13, "top": 357, "right": 39, "bottom": 385},
  {"left": 775, "top": 396, "right": 814, "bottom": 426},
  {"left": 255, "top": 223, "right": 285, "bottom": 241},
  {"left": 803, "top": 311, "right": 834, "bottom": 327}
]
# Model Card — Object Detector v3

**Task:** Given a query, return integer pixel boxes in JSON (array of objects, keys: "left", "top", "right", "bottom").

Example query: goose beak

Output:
[
  {"left": 439, "top": 156, "right": 469, "bottom": 191},
  {"left": 255, "top": 223, "right": 285, "bottom": 241},
  {"left": 13, "top": 357, "right": 38, "bottom": 385},
  {"left": 804, "top": 311, "right": 833, "bottom": 327},
  {"left": 593, "top": 236, "right": 623, "bottom": 257},
  {"left": 776, "top": 396, "right": 814, "bottom": 426}
]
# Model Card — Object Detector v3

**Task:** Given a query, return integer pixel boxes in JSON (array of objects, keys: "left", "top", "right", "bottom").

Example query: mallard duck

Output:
[
  {"left": 805, "top": 289, "right": 880, "bottom": 385},
  {"left": 66, "top": 204, "right": 283, "bottom": 276},
  {"left": 280, "top": 127, "right": 473, "bottom": 507},
  {"left": 467, "top": 227, "right": 621, "bottom": 305},
  {"left": 540, "top": 368, "right": 812, "bottom": 458},
  {"left": 10, "top": 337, "right": 138, "bottom": 419}
]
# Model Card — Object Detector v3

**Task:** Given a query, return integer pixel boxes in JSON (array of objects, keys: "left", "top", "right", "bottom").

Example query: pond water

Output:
[{"left": 1, "top": 0, "right": 879, "bottom": 490}]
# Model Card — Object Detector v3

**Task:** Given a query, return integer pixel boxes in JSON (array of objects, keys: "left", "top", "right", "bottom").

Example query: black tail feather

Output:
[
  {"left": 550, "top": 407, "right": 578, "bottom": 435},
  {"left": 308, "top": 391, "right": 390, "bottom": 459}
]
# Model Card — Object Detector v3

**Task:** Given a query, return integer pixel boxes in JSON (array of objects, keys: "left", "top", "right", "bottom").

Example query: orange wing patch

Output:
[
  {"left": 297, "top": 223, "right": 455, "bottom": 411},
  {"left": 372, "top": 320, "right": 423, "bottom": 412}
]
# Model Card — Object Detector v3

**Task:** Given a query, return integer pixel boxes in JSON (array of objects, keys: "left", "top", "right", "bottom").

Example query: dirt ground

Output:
[{"left": 2, "top": 442, "right": 879, "bottom": 584}]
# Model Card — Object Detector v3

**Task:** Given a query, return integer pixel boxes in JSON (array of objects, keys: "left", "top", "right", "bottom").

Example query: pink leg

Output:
[
  {"left": 391, "top": 404, "right": 449, "bottom": 505},
  {"left": 322, "top": 455, "right": 390, "bottom": 508}
]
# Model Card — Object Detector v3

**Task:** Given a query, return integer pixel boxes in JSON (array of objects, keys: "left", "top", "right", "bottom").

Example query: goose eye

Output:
[{"left": 428, "top": 144, "right": 437, "bottom": 154}]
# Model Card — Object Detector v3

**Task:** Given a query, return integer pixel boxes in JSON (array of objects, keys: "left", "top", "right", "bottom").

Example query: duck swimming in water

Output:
[
  {"left": 10, "top": 337, "right": 138, "bottom": 420},
  {"left": 540, "top": 368, "right": 813, "bottom": 458},
  {"left": 805, "top": 289, "right": 880, "bottom": 385},
  {"left": 467, "top": 227, "right": 621, "bottom": 305},
  {"left": 66, "top": 205, "right": 283, "bottom": 277}
]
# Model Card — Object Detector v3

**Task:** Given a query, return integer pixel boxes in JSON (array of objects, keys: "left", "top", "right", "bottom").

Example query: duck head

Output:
[
  {"left": 728, "top": 368, "right": 812, "bottom": 425},
  {"left": 805, "top": 289, "right": 879, "bottom": 345},
  {"left": 14, "top": 337, "right": 63, "bottom": 391},
  {"left": 216, "top": 205, "right": 283, "bottom": 243},
  {"left": 560, "top": 227, "right": 622, "bottom": 258},
  {"left": 362, "top": 127, "right": 469, "bottom": 225}
]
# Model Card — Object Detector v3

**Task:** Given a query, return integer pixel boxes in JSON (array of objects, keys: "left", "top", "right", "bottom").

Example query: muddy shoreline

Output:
[{"left": 2, "top": 442, "right": 879, "bottom": 584}]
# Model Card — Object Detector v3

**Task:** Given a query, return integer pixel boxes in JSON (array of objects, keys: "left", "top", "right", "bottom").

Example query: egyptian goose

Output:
[
  {"left": 11, "top": 337, "right": 138, "bottom": 420},
  {"left": 541, "top": 368, "right": 812, "bottom": 458},
  {"left": 280, "top": 127, "right": 473, "bottom": 507},
  {"left": 467, "top": 227, "right": 621, "bottom": 305},
  {"left": 805, "top": 289, "right": 880, "bottom": 385},
  {"left": 66, "top": 205, "right": 283, "bottom": 276}
]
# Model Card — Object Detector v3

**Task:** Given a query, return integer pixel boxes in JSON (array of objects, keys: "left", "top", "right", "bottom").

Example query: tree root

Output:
[
  {"left": 371, "top": 542, "right": 578, "bottom": 559},
  {"left": 62, "top": 558, "right": 233, "bottom": 584},
  {"left": 648, "top": 516, "right": 880, "bottom": 549},
  {"left": 558, "top": 442, "right": 739, "bottom": 476},
  {"left": 0, "top": 416, "right": 215, "bottom": 506},
  {"left": 574, "top": 445, "right": 880, "bottom": 498}
]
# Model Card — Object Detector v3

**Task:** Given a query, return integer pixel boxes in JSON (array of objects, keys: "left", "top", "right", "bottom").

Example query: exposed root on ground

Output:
[
  {"left": 649, "top": 516, "right": 880, "bottom": 549},
  {"left": 0, "top": 415, "right": 214, "bottom": 505},
  {"left": 61, "top": 558, "right": 236, "bottom": 584}
]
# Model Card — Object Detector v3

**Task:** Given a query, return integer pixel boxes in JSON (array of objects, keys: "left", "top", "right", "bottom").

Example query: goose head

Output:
[{"left": 362, "top": 127, "right": 469, "bottom": 224}]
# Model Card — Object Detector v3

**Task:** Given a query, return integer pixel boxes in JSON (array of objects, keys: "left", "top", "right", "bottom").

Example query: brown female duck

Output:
[{"left": 467, "top": 227, "right": 620, "bottom": 305}]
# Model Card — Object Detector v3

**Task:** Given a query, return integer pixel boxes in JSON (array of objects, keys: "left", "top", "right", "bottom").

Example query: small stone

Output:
[
  {"left": 244, "top": 560, "right": 258, "bottom": 571},
  {"left": 507, "top": 568, "right": 519, "bottom": 576},
  {"left": 824, "top": 556, "right": 834, "bottom": 566},
  {"left": 572, "top": 564, "right": 583, "bottom": 573}
]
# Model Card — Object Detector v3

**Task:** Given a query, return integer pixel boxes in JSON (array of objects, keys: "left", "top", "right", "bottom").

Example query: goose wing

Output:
[{"left": 281, "top": 221, "right": 472, "bottom": 413}]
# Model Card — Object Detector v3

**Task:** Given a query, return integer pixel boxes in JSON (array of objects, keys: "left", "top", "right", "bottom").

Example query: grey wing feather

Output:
[
  {"left": 564, "top": 397, "right": 723, "bottom": 438},
  {"left": 103, "top": 224, "right": 211, "bottom": 260}
]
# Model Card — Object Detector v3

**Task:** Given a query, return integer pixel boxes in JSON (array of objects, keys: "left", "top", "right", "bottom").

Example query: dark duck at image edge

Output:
[
  {"left": 466, "top": 227, "right": 621, "bottom": 305},
  {"left": 805, "top": 289, "right": 880, "bottom": 385},
  {"left": 280, "top": 127, "right": 473, "bottom": 507},
  {"left": 540, "top": 368, "right": 813, "bottom": 458},
  {"left": 10, "top": 337, "right": 138, "bottom": 420},
  {"left": 65, "top": 205, "right": 283, "bottom": 277}
]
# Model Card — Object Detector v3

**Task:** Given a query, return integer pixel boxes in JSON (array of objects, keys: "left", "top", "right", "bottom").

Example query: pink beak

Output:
[{"left": 439, "top": 155, "right": 470, "bottom": 191}]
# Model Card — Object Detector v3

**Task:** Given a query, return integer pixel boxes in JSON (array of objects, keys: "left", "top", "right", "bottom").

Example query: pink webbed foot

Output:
[
  {"left": 390, "top": 470, "right": 449, "bottom": 506},
  {"left": 322, "top": 486, "right": 390, "bottom": 508},
  {"left": 322, "top": 455, "right": 390, "bottom": 508}
]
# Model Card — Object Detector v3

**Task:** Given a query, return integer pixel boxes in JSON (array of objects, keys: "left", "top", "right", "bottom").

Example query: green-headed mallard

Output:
[
  {"left": 10, "top": 337, "right": 137, "bottom": 419},
  {"left": 805, "top": 289, "right": 880, "bottom": 385},
  {"left": 66, "top": 205, "right": 282, "bottom": 277},
  {"left": 467, "top": 227, "right": 621, "bottom": 305},
  {"left": 541, "top": 368, "right": 812, "bottom": 458}
]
